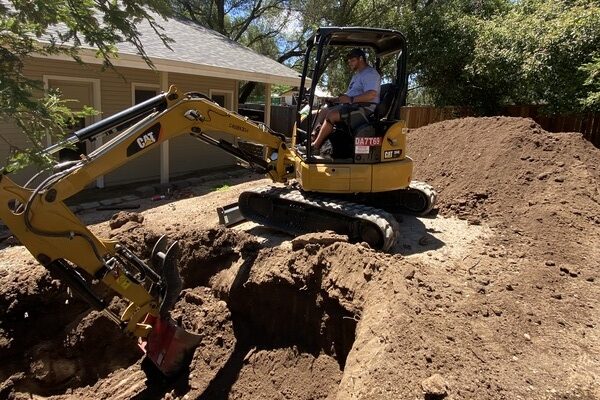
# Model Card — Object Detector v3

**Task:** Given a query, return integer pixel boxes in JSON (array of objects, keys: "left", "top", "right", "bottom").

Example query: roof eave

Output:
[{"left": 31, "top": 49, "right": 304, "bottom": 86}]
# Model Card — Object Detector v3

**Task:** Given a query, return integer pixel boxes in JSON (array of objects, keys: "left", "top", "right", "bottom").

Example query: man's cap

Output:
[{"left": 346, "top": 48, "right": 366, "bottom": 60}]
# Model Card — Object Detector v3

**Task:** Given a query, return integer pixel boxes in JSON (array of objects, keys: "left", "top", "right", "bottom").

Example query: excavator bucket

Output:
[
  {"left": 139, "top": 235, "right": 201, "bottom": 377},
  {"left": 140, "top": 315, "right": 201, "bottom": 377}
]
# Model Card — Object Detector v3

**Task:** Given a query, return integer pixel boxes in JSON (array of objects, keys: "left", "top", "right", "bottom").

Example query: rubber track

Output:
[
  {"left": 407, "top": 181, "right": 438, "bottom": 216},
  {"left": 239, "top": 186, "right": 399, "bottom": 252}
]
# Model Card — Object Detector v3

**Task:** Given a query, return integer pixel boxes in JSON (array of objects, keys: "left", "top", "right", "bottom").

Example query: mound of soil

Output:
[
  {"left": 0, "top": 116, "right": 599, "bottom": 399},
  {"left": 408, "top": 117, "right": 600, "bottom": 265}
]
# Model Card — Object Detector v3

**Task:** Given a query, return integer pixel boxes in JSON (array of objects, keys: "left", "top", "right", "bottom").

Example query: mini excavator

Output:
[{"left": 0, "top": 27, "right": 435, "bottom": 377}]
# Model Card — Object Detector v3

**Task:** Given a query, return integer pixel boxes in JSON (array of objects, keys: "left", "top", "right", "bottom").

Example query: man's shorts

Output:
[{"left": 329, "top": 104, "right": 376, "bottom": 134}]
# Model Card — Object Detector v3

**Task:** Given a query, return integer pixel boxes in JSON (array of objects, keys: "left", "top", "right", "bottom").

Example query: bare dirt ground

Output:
[{"left": 0, "top": 117, "right": 599, "bottom": 399}]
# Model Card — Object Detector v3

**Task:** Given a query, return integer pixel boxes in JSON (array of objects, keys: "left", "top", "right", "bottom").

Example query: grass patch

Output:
[{"left": 214, "top": 183, "right": 231, "bottom": 192}]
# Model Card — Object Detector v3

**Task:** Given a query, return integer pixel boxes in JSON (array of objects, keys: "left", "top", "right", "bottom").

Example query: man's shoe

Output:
[{"left": 320, "top": 140, "right": 333, "bottom": 156}]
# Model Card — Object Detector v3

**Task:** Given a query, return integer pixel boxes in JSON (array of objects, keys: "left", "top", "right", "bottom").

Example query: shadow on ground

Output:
[{"left": 392, "top": 213, "right": 445, "bottom": 256}]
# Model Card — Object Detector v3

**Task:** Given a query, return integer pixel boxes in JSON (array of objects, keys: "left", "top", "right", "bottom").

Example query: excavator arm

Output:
[{"left": 0, "top": 86, "right": 293, "bottom": 376}]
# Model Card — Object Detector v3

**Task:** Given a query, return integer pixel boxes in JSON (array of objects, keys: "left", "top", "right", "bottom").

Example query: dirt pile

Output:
[
  {"left": 408, "top": 117, "right": 600, "bottom": 264},
  {"left": 0, "top": 224, "right": 392, "bottom": 399},
  {"left": 0, "top": 265, "right": 138, "bottom": 397},
  {"left": 0, "top": 116, "right": 598, "bottom": 399}
]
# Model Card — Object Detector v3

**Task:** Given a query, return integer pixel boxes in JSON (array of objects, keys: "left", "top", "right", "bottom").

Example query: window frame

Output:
[
  {"left": 131, "top": 82, "right": 160, "bottom": 106},
  {"left": 209, "top": 89, "right": 234, "bottom": 110}
]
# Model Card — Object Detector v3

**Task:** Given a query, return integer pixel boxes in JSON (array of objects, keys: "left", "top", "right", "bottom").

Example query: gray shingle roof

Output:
[
  {"left": 114, "top": 14, "right": 302, "bottom": 84},
  {"left": 6, "top": 0, "right": 304, "bottom": 85}
]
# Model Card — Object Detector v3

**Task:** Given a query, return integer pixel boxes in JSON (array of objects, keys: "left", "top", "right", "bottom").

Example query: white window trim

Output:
[
  {"left": 42, "top": 75, "right": 104, "bottom": 187},
  {"left": 43, "top": 75, "right": 102, "bottom": 125},
  {"left": 209, "top": 89, "right": 235, "bottom": 110},
  {"left": 233, "top": 81, "right": 239, "bottom": 112},
  {"left": 131, "top": 82, "right": 160, "bottom": 106}
]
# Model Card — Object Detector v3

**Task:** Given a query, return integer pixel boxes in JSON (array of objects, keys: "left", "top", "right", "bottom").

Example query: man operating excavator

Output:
[{"left": 311, "top": 48, "right": 381, "bottom": 152}]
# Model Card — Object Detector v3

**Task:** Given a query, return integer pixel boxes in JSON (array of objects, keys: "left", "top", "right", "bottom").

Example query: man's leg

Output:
[
  {"left": 310, "top": 105, "right": 338, "bottom": 140},
  {"left": 312, "top": 109, "right": 341, "bottom": 150},
  {"left": 312, "top": 108, "right": 327, "bottom": 132}
]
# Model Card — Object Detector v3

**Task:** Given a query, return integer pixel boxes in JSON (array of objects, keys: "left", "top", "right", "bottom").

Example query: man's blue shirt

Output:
[{"left": 345, "top": 66, "right": 381, "bottom": 104}]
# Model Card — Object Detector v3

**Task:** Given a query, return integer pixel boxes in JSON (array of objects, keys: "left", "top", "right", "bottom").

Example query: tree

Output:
[
  {"left": 0, "top": 0, "right": 172, "bottom": 171},
  {"left": 581, "top": 57, "right": 600, "bottom": 111},
  {"left": 397, "top": 0, "right": 600, "bottom": 113},
  {"left": 171, "top": 0, "right": 307, "bottom": 103},
  {"left": 467, "top": 0, "right": 600, "bottom": 113},
  {"left": 170, "top": 0, "right": 294, "bottom": 51},
  {"left": 385, "top": 0, "right": 512, "bottom": 111}
]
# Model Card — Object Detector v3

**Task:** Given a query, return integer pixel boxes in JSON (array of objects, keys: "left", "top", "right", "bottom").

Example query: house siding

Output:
[
  {"left": 2, "top": 57, "right": 237, "bottom": 187},
  {"left": 167, "top": 73, "right": 237, "bottom": 178}
]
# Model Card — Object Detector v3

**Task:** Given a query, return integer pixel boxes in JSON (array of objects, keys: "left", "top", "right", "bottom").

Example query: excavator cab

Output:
[
  {"left": 239, "top": 27, "right": 435, "bottom": 252},
  {"left": 292, "top": 27, "right": 414, "bottom": 195}
]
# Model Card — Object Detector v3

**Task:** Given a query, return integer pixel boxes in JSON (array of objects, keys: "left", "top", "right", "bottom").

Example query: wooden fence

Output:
[
  {"left": 400, "top": 105, "right": 600, "bottom": 148},
  {"left": 240, "top": 104, "right": 600, "bottom": 148},
  {"left": 400, "top": 106, "right": 475, "bottom": 129}
]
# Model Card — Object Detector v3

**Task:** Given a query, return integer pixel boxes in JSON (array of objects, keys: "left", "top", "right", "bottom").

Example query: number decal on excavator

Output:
[
  {"left": 229, "top": 123, "right": 249, "bottom": 133},
  {"left": 355, "top": 137, "right": 382, "bottom": 146},
  {"left": 127, "top": 123, "right": 161, "bottom": 156}
]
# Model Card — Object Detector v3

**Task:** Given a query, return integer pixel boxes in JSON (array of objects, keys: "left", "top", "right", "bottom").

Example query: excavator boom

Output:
[{"left": 0, "top": 86, "right": 293, "bottom": 376}]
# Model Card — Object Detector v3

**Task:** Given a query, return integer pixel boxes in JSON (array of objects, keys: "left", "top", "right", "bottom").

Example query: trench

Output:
[{"left": 2, "top": 228, "right": 358, "bottom": 398}]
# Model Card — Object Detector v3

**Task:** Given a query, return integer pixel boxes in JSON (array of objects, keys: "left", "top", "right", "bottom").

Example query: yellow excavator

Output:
[{"left": 0, "top": 27, "right": 435, "bottom": 377}]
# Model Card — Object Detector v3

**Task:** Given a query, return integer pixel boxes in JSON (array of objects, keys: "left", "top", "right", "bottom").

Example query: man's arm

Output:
[
  {"left": 340, "top": 69, "right": 380, "bottom": 104},
  {"left": 339, "top": 91, "right": 377, "bottom": 104}
]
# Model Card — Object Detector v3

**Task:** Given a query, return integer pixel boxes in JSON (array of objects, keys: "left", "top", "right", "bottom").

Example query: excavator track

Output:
[
  {"left": 238, "top": 186, "right": 399, "bottom": 251},
  {"left": 394, "top": 181, "right": 438, "bottom": 216},
  {"left": 349, "top": 181, "right": 438, "bottom": 217}
]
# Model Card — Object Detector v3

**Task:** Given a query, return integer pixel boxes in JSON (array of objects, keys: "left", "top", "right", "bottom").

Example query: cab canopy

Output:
[{"left": 307, "top": 27, "right": 406, "bottom": 58}]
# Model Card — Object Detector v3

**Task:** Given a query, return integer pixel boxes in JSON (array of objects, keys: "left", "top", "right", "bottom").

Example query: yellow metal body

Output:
[
  {"left": 294, "top": 121, "right": 413, "bottom": 193},
  {"left": 0, "top": 86, "right": 294, "bottom": 338}
]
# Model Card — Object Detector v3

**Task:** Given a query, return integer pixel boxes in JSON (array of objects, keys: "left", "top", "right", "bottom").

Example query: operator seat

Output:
[
  {"left": 329, "top": 83, "right": 398, "bottom": 159},
  {"left": 372, "top": 83, "right": 398, "bottom": 128}
]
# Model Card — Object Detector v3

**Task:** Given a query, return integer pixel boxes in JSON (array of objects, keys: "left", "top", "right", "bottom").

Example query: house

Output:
[
  {"left": 2, "top": 13, "right": 303, "bottom": 187},
  {"left": 278, "top": 88, "right": 299, "bottom": 106}
]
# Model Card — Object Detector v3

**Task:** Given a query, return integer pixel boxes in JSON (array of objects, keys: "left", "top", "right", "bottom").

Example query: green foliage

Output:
[
  {"left": 272, "top": 84, "right": 294, "bottom": 95},
  {"left": 294, "top": 0, "right": 600, "bottom": 114},
  {"left": 0, "top": 0, "right": 171, "bottom": 171},
  {"left": 387, "top": 0, "right": 512, "bottom": 112},
  {"left": 581, "top": 57, "right": 600, "bottom": 111},
  {"left": 467, "top": 0, "right": 600, "bottom": 113}
]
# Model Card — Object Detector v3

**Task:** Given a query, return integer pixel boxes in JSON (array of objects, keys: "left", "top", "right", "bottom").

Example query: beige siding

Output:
[
  {"left": 91, "top": 64, "right": 161, "bottom": 186},
  {"left": 167, "top": 73, "right": 237, "bottom": 178},
  {"left": 0, "top": 120, "right": 32, "bottom": 185},
  {"left": 1, "top": 57, "right": 238, "bottom": 187}
]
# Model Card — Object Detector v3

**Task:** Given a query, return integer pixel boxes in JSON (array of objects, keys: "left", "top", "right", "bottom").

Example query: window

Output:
[
  {"left": 135, "top": 88, "right": 158, "bottom": 104},
  {"left": 59, "top": 117, "right": 87, "bottom": 161},
  {"left": 209, "top": 90, "right": 234, "bottom": 110},
  {"left": 212, "top": 94, "right": 226, "bottom": 108},
  {"left": 45, "top": 78, "right": 98, "bottom": 160},
  {"left": 125, "top": 84, "right": 160, "bottom": 130}
]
